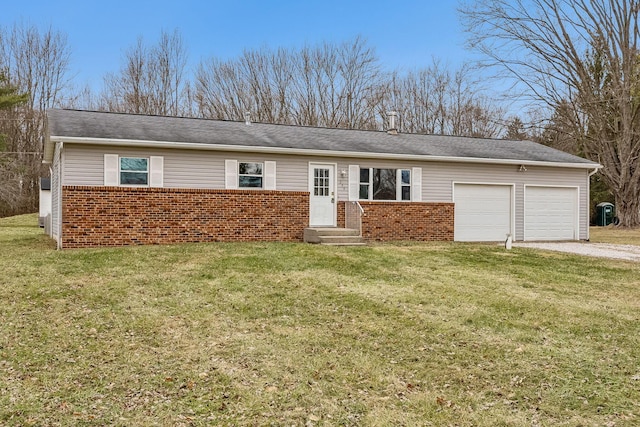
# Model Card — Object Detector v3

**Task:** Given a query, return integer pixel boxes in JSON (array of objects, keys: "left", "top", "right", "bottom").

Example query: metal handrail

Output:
[{"left": 345, "top": 201, "right": 364, "bottom": 237}]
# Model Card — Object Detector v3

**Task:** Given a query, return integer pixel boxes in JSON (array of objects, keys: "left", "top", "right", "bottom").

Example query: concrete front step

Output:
[{"left": 303, "top": 228, "right": 364, "bottom": 245}]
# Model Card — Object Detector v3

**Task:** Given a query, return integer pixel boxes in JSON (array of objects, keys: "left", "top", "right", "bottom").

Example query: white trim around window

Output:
[
  {"left": 104, "top": 154, "right": 119, "bottom": 186},
  {"left": 411, "top": 167, "right": 422, "bottom": 201},
  {"left": 149, "top": 156, "right": 164, "bottom": 187},
  {"left": 225, "top": 159, "right": 276, "bottom": 190},
  {"left": 104, "top": 154, "right": 163, "bottom": 187},
  {"left": 353, "top": 166, "right": 419, "bottom": 201},
  {"left": 348, "top": 164, "right": 360, "bottom": 201},
  {"left": 264, "top": 161, "right": 276, "bottom": 190}
]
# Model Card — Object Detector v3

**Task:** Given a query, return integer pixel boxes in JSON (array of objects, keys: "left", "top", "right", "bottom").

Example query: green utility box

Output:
[{"left": 595, "top": 202, "right": 615, "bottom": 226}]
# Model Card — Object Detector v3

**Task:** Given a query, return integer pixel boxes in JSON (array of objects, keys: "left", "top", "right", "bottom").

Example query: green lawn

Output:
[
  {"left": 590, "top": 226, "right": 640, "bottom": 246},
  {"left": 2, "top": 214, "right": 640, "bottom": 426}
]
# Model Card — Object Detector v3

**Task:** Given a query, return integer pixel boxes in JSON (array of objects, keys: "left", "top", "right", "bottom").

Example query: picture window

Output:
[{"left": 358, "top": 168, "right": 411, "bottom": 201}]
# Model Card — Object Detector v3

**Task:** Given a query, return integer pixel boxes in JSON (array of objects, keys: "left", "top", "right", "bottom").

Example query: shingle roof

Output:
[{"left": 45, "top": 109, "right": 598, "bottom": 167}]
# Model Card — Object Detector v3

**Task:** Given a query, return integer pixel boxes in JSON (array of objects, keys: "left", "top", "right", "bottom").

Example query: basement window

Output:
[
  {"left": 239, "top": 162, "right": 263, "bottom": 188},
  {"left": 359, "top": 168, "right": 411, "bottom": 201},
  {"left": 120, "top": 157, "right": 149, "bottom": 186}
]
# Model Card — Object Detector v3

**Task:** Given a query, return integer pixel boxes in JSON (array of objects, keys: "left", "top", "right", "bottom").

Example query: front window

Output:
[
  {"left": 372, "top": 169, "right": 396, "bottom": 200},
  {"left": 400, "top": 169, "right": 411, "bottom": 201},
  {"left": 359, "top": 168, "right": 370, "bottom": 199},
  {"left": 359, "top": 168, "right": 411, "bottom": 201},
  {"left": 239, "top": 162, "right": 263, "bottom": 188},
  {"left": 120, "top": 157, "right": 148, "bottom": 185}
]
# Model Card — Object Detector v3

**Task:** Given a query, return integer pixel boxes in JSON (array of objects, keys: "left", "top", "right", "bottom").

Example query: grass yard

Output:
[
  {"left": 2, "top": 215, "right": 640, "bottom": 426},
  {"left": 590, "top": 226, "right": 640, "bottom": 246}
]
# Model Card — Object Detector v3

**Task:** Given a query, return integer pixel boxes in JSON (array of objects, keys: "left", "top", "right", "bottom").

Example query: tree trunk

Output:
[
  {"left": 614, "top": 186, "right": 640, "bottom": 228},
  {"left": 460, "top": 0, "right": 640, "bottom": 227}
]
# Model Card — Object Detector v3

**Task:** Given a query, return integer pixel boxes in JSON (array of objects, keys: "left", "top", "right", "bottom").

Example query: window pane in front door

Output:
[{"left": 314, "top": 168, "right": 330, "bottom": 196}]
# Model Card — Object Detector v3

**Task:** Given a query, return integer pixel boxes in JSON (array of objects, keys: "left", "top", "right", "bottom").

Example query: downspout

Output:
[
  {"left": 587, "top": 167, "right": 600, "bottom": 241},
  {"left": 57, "top": 141, "right": 64, "bottom": 250}
]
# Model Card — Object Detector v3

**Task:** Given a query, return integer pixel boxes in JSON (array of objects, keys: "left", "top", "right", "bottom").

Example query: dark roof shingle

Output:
[{"left": 46, "top": 109, "right": 598, "bottom": 166}]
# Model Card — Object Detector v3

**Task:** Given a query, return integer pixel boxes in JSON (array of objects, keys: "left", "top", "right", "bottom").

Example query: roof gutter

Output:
[{"left": 47, "top": 135, "right": 603, "bottom": 170}]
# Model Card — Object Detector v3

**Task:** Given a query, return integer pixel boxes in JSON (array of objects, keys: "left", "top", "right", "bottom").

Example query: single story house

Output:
[{"left": 43, "top": 109, "right": 600, "bottom": 249}]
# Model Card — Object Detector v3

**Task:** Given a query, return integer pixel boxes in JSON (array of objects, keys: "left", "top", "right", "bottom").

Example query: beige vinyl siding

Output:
[
  {"left": 422, "top": 162, "right": 589, "bottom": 240},
  {"left": 63, "top": 144, "right": 343, "bottom": 192},
  {"left": 64, "top": 145, "right": 222, "bottom": 188},
  {"left": 60, "top": 143, "right": 591, "bottom": 240},
  {"left": 51, "top": 142, "right": 62, "bottom": 246},
  {"left": 164, "top": 151, "right": 221, "bottom": 188},
  {"left": 337, "top": 159, "right": 589, "bottom": 240},
  {"left": 64, "top": 145, "right": 104, "bottom": 185}
]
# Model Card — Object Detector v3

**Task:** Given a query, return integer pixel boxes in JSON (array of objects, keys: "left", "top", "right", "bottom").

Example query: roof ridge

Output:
[
  {"left": 49, "top": 108, "right": 536, "bottom": 143},
  {"left": 45, "top": 109, "right": 599, "bottom": 168}
]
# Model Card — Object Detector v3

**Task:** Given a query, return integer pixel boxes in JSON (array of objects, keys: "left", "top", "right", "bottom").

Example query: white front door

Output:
[{"left": 309, "top": 163, "right": 336, "bottom": 227}]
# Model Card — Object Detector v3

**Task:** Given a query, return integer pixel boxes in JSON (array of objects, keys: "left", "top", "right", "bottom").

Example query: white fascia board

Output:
[{"left": 49, "top": 135, "right": 603, "bottom": 170}]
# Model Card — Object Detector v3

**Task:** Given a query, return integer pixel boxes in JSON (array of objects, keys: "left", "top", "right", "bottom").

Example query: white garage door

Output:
[
  {"left": 525, "top": 186, "right": 578, "bottom": 241},
  {"left": 454, "top": 184, "right": 513, "bottom": 242}
]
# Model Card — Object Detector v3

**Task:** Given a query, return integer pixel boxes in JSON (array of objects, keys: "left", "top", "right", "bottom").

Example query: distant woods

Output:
[
  {"left": 190, "top": 39, "right": 505, "bottom": 137},
  {"left": 0, "top": 24, "right": 71, "bottom": 216},
  {"left": 80, "top": 32, "right": 507, "bottom": 137},
  {"left": 0, "top": 23, "right": 518, "bottom": 216}
]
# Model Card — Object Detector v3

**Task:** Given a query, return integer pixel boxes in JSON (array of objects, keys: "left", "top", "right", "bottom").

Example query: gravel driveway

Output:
[{"left": 512, "top": 242, "right": 640, "bottom": 262}]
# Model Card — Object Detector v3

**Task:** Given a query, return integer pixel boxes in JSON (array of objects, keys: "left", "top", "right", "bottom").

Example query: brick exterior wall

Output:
[
  {"left": 61, "top": 186, "right": 309, "bottom": 248},
  {"left": 340, "top": 201, "right": 454, "bottom": 242},
  {"left": 337, "top": 202, "right": 345, "bottom": 228}
]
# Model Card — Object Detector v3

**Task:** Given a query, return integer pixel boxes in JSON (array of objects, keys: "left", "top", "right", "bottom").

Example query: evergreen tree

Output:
[
  {"left": 0, "top": 73, "right": 28, "bottom": 152},
  {"left": 504, "top": 117, "right": 529, "bottom": 140},
  {"left": 0, "top": 73, "right": 28, "bottom": 111}
]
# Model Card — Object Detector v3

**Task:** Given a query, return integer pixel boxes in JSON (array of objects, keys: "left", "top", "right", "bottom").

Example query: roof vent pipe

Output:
[
  {"left": 386, "top": 111, "right": 398, "bottom": 135},
  {"left": 244, "top": 111, "right": 251, "bottom": 125}
]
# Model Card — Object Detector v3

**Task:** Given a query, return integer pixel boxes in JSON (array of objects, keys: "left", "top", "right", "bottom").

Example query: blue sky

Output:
[{"left": 2, "top": 0, "right": 472, "bottom": 91}]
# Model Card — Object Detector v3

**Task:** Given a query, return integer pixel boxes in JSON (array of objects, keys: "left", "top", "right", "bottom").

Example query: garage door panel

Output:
[
  {"left": 525, "top": 187, "right": 577, "bottom": 241},
  {"left": 454, "top": 184, "right": 512, "bottom": 242}
]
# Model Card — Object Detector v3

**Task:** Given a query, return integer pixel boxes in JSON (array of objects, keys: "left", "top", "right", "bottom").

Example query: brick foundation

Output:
[
  {"left": 337, "top": 202, "right": 345, "bottom": 228},
  {"left": 62, "top": 186, "right": 309, "bottom": 248},
  {"left": 338, "top": 201, "right": 454, "bottom": 241}
]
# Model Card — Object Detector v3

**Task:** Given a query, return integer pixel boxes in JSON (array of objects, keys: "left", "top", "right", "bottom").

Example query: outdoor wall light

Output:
[
  {"left": 340, "top": 169, "right": 348, "bottom": 178},
  {"left": 518, "top": 165, "right": 528, "bottom": 172}
]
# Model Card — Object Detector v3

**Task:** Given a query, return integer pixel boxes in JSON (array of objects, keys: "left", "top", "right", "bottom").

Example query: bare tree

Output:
[
  {"left": 195, "top": 37, "right": 506, "bottom": 136},
  {"left": 461, "top": 0, "right": 640, "bottom": 227},
  {"left": 103, "top": 37, "right": 151, "bottom": 113},
  {"left": 289, "top": 43, "right": 340, "bottom": 126},
  {"left": 376, "top": 60, "right": 505, "bottom": 137},
  {"left": 60, "top": 83, "right": 101, "bottom": 110},
  {"left": 195, "top": 37, "right": 382, "bottom": 129},
  {"left": 537, "top": 100, "right": 583, "bottom": 153},
  {"left": 335, "top": 37, "right": 380, "bottom": 129},
  {"left": 102, "top": 29, "right": 189, "bottom": 116},
  {"left": 0, "top": 23, "right": 71, "bottom": 216},
  {"left": 447, "top": 64, "right": 505, "bottom": 137}
]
